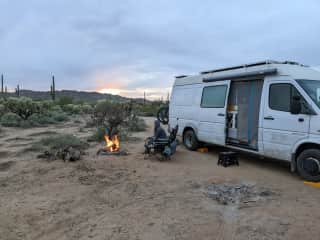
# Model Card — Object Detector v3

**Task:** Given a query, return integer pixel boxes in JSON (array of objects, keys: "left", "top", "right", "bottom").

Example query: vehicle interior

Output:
[{"left": 226, "top": 79, "right": 264, "bottom": 150}]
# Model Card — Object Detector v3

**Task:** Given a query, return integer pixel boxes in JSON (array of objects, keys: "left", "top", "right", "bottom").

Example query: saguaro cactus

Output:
[
  {"left": 50, "top": 75, "right": 56, "bottom": 100},
  {"left": 1, "top": 74, "right": 3, "bottom": 94},
  {"left": 15, "top": 84, "right": 20, "bottom": 97}
]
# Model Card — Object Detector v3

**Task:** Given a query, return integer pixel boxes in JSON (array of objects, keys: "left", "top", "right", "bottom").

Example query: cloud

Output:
[{"left": 0, "top": 0, "right": 320, "bottom": 97}]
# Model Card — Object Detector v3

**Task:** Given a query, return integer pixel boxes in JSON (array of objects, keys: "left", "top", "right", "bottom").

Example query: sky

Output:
[{"left": 0, "top": 0, "right": 320, "bottom": 99}]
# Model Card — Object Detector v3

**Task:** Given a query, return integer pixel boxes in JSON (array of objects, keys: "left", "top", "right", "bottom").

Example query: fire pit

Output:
[{"left": 97, "top": 134, "right": 128, "bottom": 156}]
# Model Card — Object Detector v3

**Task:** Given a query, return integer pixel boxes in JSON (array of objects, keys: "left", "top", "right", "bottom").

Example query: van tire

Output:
[
  {"left": 183, "top": 129, "right": 199, "bottom": 151},
  {"left": 297, "top": 149, "right": 320, "bottom": 182}
]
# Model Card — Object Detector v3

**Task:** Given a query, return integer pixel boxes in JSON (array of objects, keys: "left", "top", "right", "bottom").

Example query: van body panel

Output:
[
  {"left": 169, "top": 84, "right": 202, "bottom": 136},
  {"left": 262, "top": 79, "right": 311, "bottom": 160},
  {"left": 291, "top": 137, "right": 320, "bottom": 155},
  {"left": 310, "top": 117, "right": 320, "bottom": 136},
  {"left": 170, "top": 61, "right": 320, "bottom": 163},
  {"left": 197, "top": 80, "right": 230, "bottom": 145}
]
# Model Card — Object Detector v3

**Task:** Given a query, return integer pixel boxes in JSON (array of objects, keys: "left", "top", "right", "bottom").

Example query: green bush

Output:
[
  {"left": 4, "top": 97, "right": 41, "bottom": 120},
  {"left": 29, "top": 113, "right": 55, "bottom": 125},
  {"left": 0, "top": 104, "right": 5, "bottom": 116},
  {"left": 0, "top": 112, "right": 21, "bottom": 127},
  {"left": 35, "top": 134, "right": 89, "bottom": 151},
  {"left": 1, "top": 108, "right": 68, "bottom": 128},
  {"left": 51, "top": 105, "right": 63, "bottom": 112},
  {"left": 51, "top": 111, "right": 68, "bottom": 122},
  {"left": 38, "top": 100, "right": 54, "bottom": 112},
  {"left": 80, "top": 104, "right": 93, "bottom": 114},
  {"left": 58, "top": 96, "right": 73, "bottom": 106},
  {"left": 127, "top": 115, "right": 147, "bottom": 132},
  {"left": 62, "top": 104, "right": 82, "bottom": 115},
  {"left": 87, "top": 126, "right": 106, "bottom": 142},
  {"left": 91, "top": 101, "right": 131, "bottom": 134}
]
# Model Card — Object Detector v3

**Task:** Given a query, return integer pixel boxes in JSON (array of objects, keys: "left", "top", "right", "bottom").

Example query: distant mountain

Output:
[{"left": 6, "top": 89, "right": 146, "bottom": 103}]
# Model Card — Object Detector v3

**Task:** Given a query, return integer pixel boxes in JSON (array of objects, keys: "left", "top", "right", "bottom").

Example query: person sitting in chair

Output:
[
  {"left": 154, "top": 119, "right": 167, "bottom": 140},
  {"left": 144, "top": 120, "right": 178, "bottom": 159}
]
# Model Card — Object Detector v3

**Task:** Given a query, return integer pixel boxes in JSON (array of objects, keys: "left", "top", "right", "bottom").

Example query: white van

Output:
[{"left": 169, "top": 60, "right": 320, "bottom": 181}]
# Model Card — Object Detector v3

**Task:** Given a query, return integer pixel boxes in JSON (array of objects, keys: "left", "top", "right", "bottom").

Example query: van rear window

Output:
[{"left": 201, "top": 85, "right": 227, "bottom": 108}]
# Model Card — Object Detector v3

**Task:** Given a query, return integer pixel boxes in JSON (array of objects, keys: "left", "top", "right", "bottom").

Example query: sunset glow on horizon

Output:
[
  {"left": 97, "top": 86, "right": 171, "bottom": 100},
  {"left": 98, "top": 88, "right": 122, "bottom": 96}
]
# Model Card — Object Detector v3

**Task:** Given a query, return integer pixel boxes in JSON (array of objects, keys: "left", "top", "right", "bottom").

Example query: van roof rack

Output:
[{"left": 200, "top": 60, "right": 308, "bottom": 75}]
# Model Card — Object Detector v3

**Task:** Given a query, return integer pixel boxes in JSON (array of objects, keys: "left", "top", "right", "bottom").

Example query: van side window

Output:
[
  {"left": 269, "top": 83, "right": 307, "bottom": 113},
  {"left": 201, "top": 85, "right": 227, "bottom": 108}
]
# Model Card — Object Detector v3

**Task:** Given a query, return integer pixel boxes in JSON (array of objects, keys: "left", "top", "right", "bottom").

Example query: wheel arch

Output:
[
  {"left": 295, "top": 142, "right": 320, "bottom": 158},
  {"left": 291, "top": 140, "right": 320, "bottom": 172},
  {"left": 182, "top": 125, "right": 197, "bottom": 139}
]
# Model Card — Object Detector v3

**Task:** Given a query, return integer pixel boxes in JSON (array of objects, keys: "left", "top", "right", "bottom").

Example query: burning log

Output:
[
  {"left": 104, "top": 134, "right": 120, "bottom": 152},
  {"left": 97, "top": 134, "right": 128, "bottom": 156}
]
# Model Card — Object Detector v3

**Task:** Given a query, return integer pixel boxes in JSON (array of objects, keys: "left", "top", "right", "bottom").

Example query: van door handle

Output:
[
  {"left": 298, "top": 118, "right": 304, "bottom": 122},
  {"left": 217, "top": 113, "right": 225, "bottom": 117},
  {"left": 264, "top": 116, "right": 274, "bottom": 120}
]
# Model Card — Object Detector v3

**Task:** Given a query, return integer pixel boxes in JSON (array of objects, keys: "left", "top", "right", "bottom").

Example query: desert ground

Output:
[{"left": 0, "top": 117, "right": 320, "bottom": 240}]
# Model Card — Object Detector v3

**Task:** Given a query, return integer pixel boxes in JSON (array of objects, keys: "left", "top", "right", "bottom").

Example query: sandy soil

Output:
[{"left": 0, "top": 117, "right": 320, "bottom": 240}]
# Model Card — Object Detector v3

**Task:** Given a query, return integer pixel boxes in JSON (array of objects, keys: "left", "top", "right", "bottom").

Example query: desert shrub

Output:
[
  {"left": 1, "top": 106, "right": 68, "bottom": 128},
  {"left": 127, "top": 115, "right": 147, "bottom": 132},
  {"left": 38, "top": 100, "right": 54, "bottom": 112},
  {"left": 51, "top": 105, "right": 63, "bottom": 112},
  {"left": 58, "top": 96, "right": 73, "bottom": 106},
  {"left": 87, "top": 126, "right": 106, "bottom": 142},
  {"left": 138, "top": 104, "right": 157, "bottom": 116},
  {"left": 18, "top": 120, "right": 35, "bottom": 128},
  {"left": 80, "top": 104, "right": 93, "bottom": 114},
  {"left": 0, "top": 104, "right": 5, "bottom": 116},
  {"left": 50, "top": 111, "right": 68, "bottom": 122},
  {"left": 20, "top": 110, "right": 68, "bottom": 127},
  {"left": 0, "top": 112, "right": 21, "bottom": 127},
  {"left": 4, "top": 97, "right": 41, "bottom": 120},
  {"left": 62, "top": 104, "right": 82, "bottom": 115},
  {"left": 33, "top": 134, "right": 89, "bottom": 152},
  {"left": 29, "top": 113, "right": 55, "bottom": 125},
  {"left": 91, "top": 101, "right": 131, "bottom": 135}
]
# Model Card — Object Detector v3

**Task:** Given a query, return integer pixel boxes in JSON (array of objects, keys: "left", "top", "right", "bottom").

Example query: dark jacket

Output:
[{"left": 154, "top": 120, "right": 167, "bottom": 140}]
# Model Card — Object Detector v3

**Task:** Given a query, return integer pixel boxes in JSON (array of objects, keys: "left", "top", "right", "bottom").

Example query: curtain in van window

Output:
[{"left": 228, "top": 80, "right": 263, "bottom": 148}]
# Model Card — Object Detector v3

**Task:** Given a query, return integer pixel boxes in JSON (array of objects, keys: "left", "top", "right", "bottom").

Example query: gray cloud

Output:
[{"left": 0, "top": 0, "right": 320, "bottom": 98}]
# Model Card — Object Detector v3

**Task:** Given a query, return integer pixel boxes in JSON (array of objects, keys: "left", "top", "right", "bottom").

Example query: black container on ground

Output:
[{"left": 218, "top": 151, "right": 239, "bottom": 167}]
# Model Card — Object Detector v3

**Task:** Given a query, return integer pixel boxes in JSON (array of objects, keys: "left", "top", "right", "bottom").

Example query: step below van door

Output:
[
  {"left": 197, "top": 80, "right": 231, "bottom": 145},
  {"left": 262, "top": 80, "right": 310, "bottom": 160}
]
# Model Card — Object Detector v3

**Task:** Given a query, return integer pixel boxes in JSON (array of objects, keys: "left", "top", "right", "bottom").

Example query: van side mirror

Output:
[{"left": 290, "top": 96, "right": 301, "bottom": 114}]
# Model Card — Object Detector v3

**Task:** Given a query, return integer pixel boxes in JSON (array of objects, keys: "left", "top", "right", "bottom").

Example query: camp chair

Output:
[{"left": 144, "top": 125, "right": 178, "bottom": 160}]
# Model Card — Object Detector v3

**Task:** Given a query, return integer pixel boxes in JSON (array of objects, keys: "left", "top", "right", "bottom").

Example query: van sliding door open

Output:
[
  {"left": 226, "top": 80, "right": 263, "bottom": 150},
  {"left": 197, "top": 80, "right": 231, "bottom": 145}
]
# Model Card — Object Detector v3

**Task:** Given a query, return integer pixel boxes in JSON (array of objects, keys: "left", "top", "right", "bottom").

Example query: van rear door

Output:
[{"left": 197, "top": 80, "right": 230, "bottom": 145}]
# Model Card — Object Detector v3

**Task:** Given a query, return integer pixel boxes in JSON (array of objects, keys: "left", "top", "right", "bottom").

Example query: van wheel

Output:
[
  {"left": 297, "top": 149, "right": 320, "bottom": 182},
  {"left": 183, "top": 129, "right": 199, "bottom": 151}
]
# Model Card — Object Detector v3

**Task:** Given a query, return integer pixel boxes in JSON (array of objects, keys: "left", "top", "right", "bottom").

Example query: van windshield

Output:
[{"left": 297, "top": 79, "right": 320, "bottom": 109}]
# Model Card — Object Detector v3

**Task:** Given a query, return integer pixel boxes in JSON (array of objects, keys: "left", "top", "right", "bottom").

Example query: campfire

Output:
[
  {"left": 104, "top": 134, "right": 120, "bottom": 153},
  {"left": 97, "top": 134, "right": 128, "bottom": 156}
]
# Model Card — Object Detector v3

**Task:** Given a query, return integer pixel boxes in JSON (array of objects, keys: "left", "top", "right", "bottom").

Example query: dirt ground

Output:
[{"left": 0, "top": 117, "right": 320, "bottom": 240}]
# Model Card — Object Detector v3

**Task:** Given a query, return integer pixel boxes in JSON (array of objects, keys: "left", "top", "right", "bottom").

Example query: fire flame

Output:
[{"left": 104, "top": 135, "right": 120, "bottom": 152}]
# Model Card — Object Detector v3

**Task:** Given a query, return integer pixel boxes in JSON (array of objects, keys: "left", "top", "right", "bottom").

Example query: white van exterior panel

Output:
[{"left": 170, "top": 61, "right": 320, "bottom": 163}]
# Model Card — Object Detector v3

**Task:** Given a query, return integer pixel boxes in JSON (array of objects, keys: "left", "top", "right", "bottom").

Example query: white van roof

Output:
[{"left": 174, "top": 60, "right": 320, "bottom": 86}]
